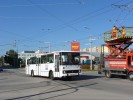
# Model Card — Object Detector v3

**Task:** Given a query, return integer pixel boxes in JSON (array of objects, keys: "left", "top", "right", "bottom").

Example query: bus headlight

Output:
[{"left": 63, "top": 71, "right": 66, "bottom": 74}]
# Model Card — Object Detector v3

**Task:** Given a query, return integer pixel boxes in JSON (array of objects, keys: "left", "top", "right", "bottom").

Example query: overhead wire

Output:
[
  {"left": 1, "top": 0, "right": 124, "bottom": 41},
  {"left": 0, "top": 16, "right": 51, "bottom": 20},
  {"left": 0, "top": 0, "right": 126, "bottom": 52},
  {"left": 16, "top": 0, "right": 133, "bottom": 51},
  {"left": 27, "top": 0, "right": 79, "bottom": 32},
  {"left": 0, "top": 2, "right": 80, "bottom": 8},
  {"left": 31, "top": 0, "right": 125, "bottom": 40},
  {"left": 111, "top": 0, "right": 133, "bottom": 26},
  {"left": 119, "top": 11, "right": 130, "bottom": 26},
  {"left": 0, "top": 0, "right": 81, "bottom": 48},
  {"left": 119, "top": 0, "right": 133, "bottom": 25},
  {"left": 54, "top": 0, "right": 124, "bottom": 28},
  {"left": 0, "top": 28, "right": 40, "bottom": 44}
]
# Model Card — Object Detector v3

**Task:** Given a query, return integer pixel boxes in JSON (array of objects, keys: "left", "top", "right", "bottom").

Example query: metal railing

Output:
[{"left": 104, "top": 27, "right": 133, "bottom": 41}]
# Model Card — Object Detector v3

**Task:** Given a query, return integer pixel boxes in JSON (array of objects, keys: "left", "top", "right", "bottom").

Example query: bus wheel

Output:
[
  {"left": 67, "top": 76, "right": 72, "bottom": 81},
  {"left": 128, "top": 72, "right": 133, "bottom": 81},
  {"left": 49, "top": 71, "right": 54, "bottom": 80},
  {"left": 105, "top": 70, "right": 112, "bottom": 78},
  {"left": 31, "top": 70, "right": 34, "bottom": 77}
]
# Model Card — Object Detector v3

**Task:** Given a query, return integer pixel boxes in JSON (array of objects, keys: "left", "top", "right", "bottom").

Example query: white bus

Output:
[{"left": 25, "top": 51, "right": 81, "bottom": 79}]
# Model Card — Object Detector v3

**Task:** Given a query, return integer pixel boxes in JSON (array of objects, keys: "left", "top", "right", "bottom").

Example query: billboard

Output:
[{"left": 71, "top": 42, "right": 80, "bottom": 51}]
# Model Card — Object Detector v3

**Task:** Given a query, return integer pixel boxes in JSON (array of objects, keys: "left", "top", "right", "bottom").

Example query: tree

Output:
[
  {"left": 0, "top": 56, "right": 4, "bottom": 66},
  {"left": 4, "top": 49, "right": 18, "bottom": 67}
]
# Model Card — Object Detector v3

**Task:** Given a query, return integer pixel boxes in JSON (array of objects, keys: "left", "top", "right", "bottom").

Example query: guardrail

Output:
[{"left": 104, "top": 27, "right": 133, "bottom": 41}]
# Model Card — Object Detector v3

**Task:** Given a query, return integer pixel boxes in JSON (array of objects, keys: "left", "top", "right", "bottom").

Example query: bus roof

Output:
[
  {"left": 35, "top": 50, "right": 81, "bottom": 57},
  {"left": 51, "top": 50, "right": 81, "bottom": 53}
]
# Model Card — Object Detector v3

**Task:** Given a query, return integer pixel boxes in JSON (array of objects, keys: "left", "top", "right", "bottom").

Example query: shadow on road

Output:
[
  {"left": 6, "top": 82, "right": 98, "bottom": 100},
  {"left": 55, "top": 73, "right": 104, "bottom": 81},
  {"left": 76, "top": 74, "right": 103, "bottom": 80}
]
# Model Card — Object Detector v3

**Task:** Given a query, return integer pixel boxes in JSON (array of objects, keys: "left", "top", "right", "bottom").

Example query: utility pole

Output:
[
  {"left": 13, "top": 40, "right": 16, "bottom": 67},
  {"left": 13, "top": 40, "right": 18, "bottom": 67},
  {"left": 90, "top": 34, "right": 93, "bottom": 70},
  {"left": 49, "top": 43, "right": 51, "bottom": 53},
  {"left": 84, "top": 27, "right": 93, "bottom": 70},
  {"left": 46, "top": 42, "right": 51, "bottom": 53}
]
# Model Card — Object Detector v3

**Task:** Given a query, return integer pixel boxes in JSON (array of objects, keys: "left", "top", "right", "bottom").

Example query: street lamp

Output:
[
  {"left": 84, "top": 27, "right": 93, "bottom": 70},
  {"left": 85, "top": 36, "right": 93, "bottom": 70}
]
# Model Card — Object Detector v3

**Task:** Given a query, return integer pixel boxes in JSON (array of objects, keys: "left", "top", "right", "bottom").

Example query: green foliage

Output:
[
  {"left": 20, "top": 59, "right": 26, "bottom": 67},
  {"left": 4, "top": 49, "right": 18, "bottom": 67},
  {"left": 0, "top": 56, "right": 4, "bottom": 65},
  {"left": 6, "top": 49, "right": 17, "bottom": 56}
]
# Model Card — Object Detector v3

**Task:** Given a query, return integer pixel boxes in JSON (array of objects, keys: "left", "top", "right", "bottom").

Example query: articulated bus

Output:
[{"left": 25, "top": 51, "right": 81, "bottom": 79}]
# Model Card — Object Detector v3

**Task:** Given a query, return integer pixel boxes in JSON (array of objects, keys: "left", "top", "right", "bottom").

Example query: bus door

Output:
[
  {"left": 55, "top": 53, "right": 60, "bottom": 77},
  {"left": 55, "top": 55, "right": 59, "bottom": 72},
  {"left": 38, "top": 57, "right": 42, "bottom": 75},
  {"left": 26, "top": 58, "right": 30, "bottom": 74},
  {"left": 36, "top": 57, "right": 40, "bottom": 76}
]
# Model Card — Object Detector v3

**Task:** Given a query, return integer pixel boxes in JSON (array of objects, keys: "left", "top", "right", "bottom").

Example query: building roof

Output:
[{"left": 21, "top": 51, "right": 35, "bottom": 53}]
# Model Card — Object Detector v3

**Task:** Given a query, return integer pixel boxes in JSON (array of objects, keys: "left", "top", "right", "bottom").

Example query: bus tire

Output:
[
  {"left": 49, "top": 71, "right": 54, "bottom": 80},
  {"left": 31, "top": 70, "right": 34, "bottom": 77},
  {"left": 128, "top": 72, "right": 133, "bottom": 81},
  {"left": 105, "top": 70, "right": 112, "bottom": 78},
  {"left": 67, "top": 76, "right": 72, "bottom": 80}
]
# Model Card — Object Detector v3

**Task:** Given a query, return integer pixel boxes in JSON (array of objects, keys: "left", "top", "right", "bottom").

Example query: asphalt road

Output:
[{"left": 0, "top": 68, "right": 133, "bottom": 100}]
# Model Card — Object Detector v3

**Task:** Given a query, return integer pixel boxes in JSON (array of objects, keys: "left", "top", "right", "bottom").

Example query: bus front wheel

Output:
[{"left": 49, "top": 71, "right": 54, "bottom": 80}]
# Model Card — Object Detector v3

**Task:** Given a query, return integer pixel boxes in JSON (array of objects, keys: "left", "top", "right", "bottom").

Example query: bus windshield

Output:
[{"left": 60, "top": 52, "right": 80, "bottom": 65}]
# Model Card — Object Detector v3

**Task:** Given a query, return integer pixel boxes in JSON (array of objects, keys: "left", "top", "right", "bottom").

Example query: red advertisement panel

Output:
[
  {"left": 71, "top": 42, "right": 80, "bottom": 51},
  {"left": 110, "top": 61, "right": 126, "bottom": 69}
]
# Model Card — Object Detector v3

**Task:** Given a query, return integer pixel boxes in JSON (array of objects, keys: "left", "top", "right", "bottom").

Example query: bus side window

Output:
[
  {"left": 41, "top": 55, "right": 47, "bottom": 64},
  {"left": 49, "top": 59, "right": 53, "bottom": 63},
  {"left": 29, "top": 57, "right": 37, "bottom": 64},
  {"left": 47, "top": 54, "right": 54, "bottom": 63}
]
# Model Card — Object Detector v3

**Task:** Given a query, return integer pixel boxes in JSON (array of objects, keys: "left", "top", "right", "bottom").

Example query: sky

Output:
[{"left": 0, "top": 0, "right": 133, "bottom": 55}]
